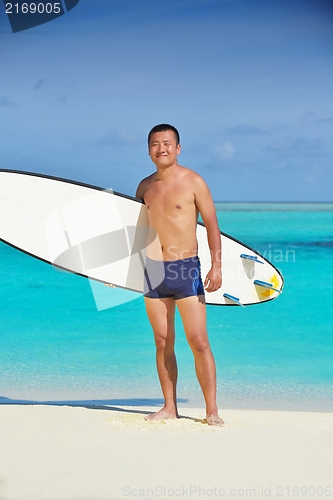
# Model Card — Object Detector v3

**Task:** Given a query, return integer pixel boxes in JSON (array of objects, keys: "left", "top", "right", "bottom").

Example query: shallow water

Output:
[{"left": 1, "top": 204, "right": 332, "bottom": 411}]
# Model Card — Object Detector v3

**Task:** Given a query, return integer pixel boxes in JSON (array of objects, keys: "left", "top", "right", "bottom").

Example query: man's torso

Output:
[{"left": 141, "top": 166, "right": 199, "bottom": 261}]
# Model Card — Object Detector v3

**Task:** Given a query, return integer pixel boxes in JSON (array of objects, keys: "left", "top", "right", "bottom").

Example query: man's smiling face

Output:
[{"left": 148, "top": 130, "right": 181, "bottom": 169}]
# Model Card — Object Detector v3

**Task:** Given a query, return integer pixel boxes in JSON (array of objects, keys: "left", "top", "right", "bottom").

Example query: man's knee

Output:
[
  {"left": 153, "top": 330, "right": 174, "bottom": 351},
  {"left": 153, "top": 332, "right": 165, "bottom": 350},
  {"left": 187, "top": 331, "right": 210, "bottom": 353}
]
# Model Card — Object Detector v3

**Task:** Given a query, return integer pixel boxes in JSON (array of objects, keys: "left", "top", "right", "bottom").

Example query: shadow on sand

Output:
[{"left": 0, "top": 396, "right": 200, "bottom": 421}]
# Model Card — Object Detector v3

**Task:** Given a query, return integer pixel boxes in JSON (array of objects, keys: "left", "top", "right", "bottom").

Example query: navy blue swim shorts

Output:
[{"left": 144, "top": 256, "right": 205, "bottom": 300}]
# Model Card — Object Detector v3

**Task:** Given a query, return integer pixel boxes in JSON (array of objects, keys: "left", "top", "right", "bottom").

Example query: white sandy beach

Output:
[{"left": 0, "top": 404, "right": 332, "bottom": 500}]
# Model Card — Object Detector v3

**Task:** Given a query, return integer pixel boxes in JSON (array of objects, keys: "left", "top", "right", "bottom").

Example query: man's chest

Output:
[{"left": 144, "top": 181, "right": 194, "bottom": 212}]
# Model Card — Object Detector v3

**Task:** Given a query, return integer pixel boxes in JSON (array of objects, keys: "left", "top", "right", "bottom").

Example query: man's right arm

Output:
[
  {"left": 136, "top": 180, "right": 146, "bottom": 201},
  {"left": 136, "top": 175, "right": 153, "bottom": 201},
  {"left": 192, "top": 174, "right": 222, "bottom": 292},
  {"left": 136, "top": 181, "right": 144, "bottom": 200}
]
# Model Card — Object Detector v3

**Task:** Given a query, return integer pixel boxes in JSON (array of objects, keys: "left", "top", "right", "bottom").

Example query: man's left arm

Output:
[{"left": 193, "top": 176, "right": 222, "bottom": 293}]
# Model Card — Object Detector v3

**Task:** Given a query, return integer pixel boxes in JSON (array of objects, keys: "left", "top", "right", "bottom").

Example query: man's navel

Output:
[{"left": 176, "top": 204, "right": 181, "bottom": 209}]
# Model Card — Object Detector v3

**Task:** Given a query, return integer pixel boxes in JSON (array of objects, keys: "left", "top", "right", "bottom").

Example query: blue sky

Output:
[{"left": 1, "top": 0, "right": 332, "bottom": 201}]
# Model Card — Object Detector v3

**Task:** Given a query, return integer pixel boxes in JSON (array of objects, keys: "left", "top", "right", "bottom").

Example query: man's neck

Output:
[{"left": 155, "top": 162, "right": 179, "bottom": 181}]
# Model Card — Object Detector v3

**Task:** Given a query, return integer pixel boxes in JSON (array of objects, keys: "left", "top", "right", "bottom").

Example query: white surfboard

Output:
[{"left": 0, "top": 170, "right": 284, "bottom": 306}]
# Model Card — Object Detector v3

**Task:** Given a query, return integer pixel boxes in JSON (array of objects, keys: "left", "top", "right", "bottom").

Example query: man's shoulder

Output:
[
  {"left": 139, "top": 172, "right": 156, "bottom": 184},
  {"left": 136, "top": 172, "right": 156, "bottom": 199},
  {"left": 178, "top": 165, "right": 206, "bottom": 186}
]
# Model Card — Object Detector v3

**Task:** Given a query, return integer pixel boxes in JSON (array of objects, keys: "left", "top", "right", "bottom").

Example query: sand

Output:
[{"left": 0, "top": 404, "right": 332, "bottom": 500}]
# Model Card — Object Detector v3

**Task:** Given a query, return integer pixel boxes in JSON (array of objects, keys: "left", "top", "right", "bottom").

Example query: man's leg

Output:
[
  {"left": 144, "top": 297, "right": 179, "bottom": 420},
  {"left": 177, "top": 296, "right": 224, "bottom": 426}
]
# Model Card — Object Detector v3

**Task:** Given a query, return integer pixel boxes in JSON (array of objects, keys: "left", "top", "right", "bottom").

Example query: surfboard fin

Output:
[
  {"left": 240, "top": 253, "right": 264, "bottom": 264},
  {"left": 223, "top": 293, "right": 244, "bottom": 307},
  {"left": 253, "top": 279, "right": 282, "bottom": 293}
]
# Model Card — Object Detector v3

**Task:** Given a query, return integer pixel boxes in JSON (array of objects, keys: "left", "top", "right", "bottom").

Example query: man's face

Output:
[{"left": 148, "top": 130, "right": 181, "bottom": 168}]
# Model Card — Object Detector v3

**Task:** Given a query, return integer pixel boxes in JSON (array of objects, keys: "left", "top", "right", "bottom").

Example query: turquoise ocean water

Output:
[{"left": 1, "top": 203, "right": 332, "bottom": 411}]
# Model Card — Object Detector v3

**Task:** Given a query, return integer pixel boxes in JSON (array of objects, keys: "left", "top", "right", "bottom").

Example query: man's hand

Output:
[{"left": 204, "top": 264, "right": 222, "bottom": 293}]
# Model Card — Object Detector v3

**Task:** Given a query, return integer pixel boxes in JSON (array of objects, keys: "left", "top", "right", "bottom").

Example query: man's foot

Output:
[
  {"left": 144, "top": 407, "right": 179, "bottom": 421},
  {"left": 206, "top": 413, "right": 225, "bottom": 426}
]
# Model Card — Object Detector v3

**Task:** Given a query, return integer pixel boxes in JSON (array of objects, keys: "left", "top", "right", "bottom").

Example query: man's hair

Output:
[{"left": 148, "top": 124, "right": 180, "bottom": 145}]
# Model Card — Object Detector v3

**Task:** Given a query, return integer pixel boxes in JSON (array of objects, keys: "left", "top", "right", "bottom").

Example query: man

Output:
[{"left": 136, "top": 124, "right": 224, "bottom": 426}]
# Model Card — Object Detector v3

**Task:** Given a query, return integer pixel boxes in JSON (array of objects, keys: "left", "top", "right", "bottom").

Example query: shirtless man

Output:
[{"left": 136, "top": 124, "right": 224, "bottom": 426}]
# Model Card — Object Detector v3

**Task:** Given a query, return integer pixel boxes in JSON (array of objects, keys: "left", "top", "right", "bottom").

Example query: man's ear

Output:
[{"left": 177, "top": 144, "right": 181, "bottom": 154}]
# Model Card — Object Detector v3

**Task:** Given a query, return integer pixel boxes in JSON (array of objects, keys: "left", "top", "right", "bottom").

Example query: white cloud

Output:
[
  {"left": 301, "top": 111, "right": 333, "bottom": 124},
  {"left": 265, "top": 138, "right": 323, "bottom": 152},
  {"left": 97, "top": 130, "right": 140, "bottom": 147},
  {"left": 227, "top": 124, "right": 267, "bottom": 135},
  {"left": 214, "top": 142, "right": 235, "bottom": 161}
]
